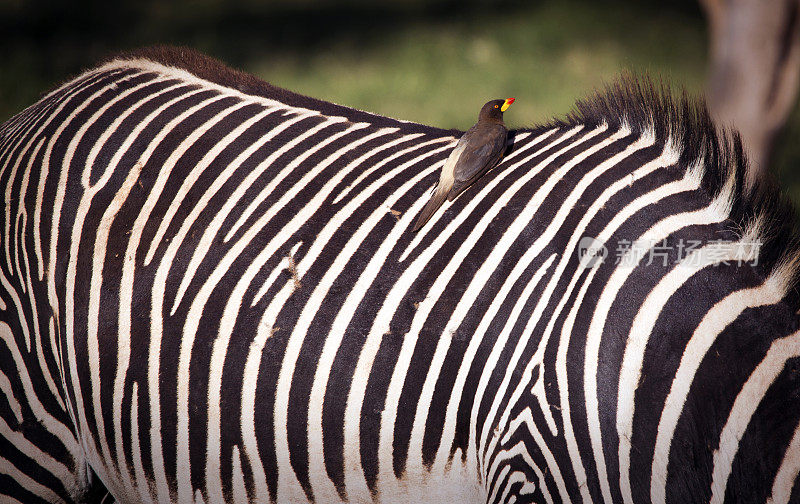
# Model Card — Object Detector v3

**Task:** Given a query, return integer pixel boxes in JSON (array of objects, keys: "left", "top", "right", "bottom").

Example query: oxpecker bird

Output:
[{"left": 412, "top": 97, "right": 514, "bottom": 231}]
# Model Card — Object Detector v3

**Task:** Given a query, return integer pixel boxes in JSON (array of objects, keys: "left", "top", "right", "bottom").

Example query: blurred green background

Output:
[{"left": 2, "top": 0, "right": 799, "bottom": 203}]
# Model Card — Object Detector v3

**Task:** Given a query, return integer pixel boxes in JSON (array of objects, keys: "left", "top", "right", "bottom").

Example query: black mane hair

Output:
[
  {"left": 553, "top": 75, "right": 800, "bottom": 306},
  {"left": 107, "top": 47, "right": 800, "bottom": 305}
]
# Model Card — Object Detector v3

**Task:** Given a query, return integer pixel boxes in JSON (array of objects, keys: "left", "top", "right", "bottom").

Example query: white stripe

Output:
[
  {"left": 487, "top": 464, "right": 511, "bottom": 504},
  {"left": 0, "top": 99, "right": 51, "bottom": 173},
  {"left": 495, "top": 412, "right": 561, "bottom": 504},
  {"left": 9, "top": 70, "right": 118, "bottom": 282},
  {"left": 130, "top": 382, "right": 155, "bottom": 504},
  {"left": 271, "top": 141, "right": 452, "bottom": 500},
  {"left": 578, "top": 163, "right": 703, "bottom": 504},
  {"left": 0, "top": 370, "right": 23, "bottom": 424},
  {"left": 339, "top": 158, "right": 453, "bottom": 499},
  {"left": 0, "top": 321, "right": 80, "bottom": 480},
  {"left": 3, "top": 110, "right": 41, "bottom": 278},
  {"left": 143, "top": 95, "right": 249, "bottom": 504},
  {"left": 331, "top": 132, "right": 433, "bottom": 204},
  {"left": 35, "top": 65, "right": 111, "bottom": 103},
  {"left": 160, "top": 107, "right": 307, "bottom": 502},
  {"left": 709, "top": 328, "right": 800, "bottom": 503},
  {"left": 0, "top": 256, "right": 30, "bottom": 351},
  {"left": 101, "top": 58, "right": 329, "bottom": 120},
  {"left": 509, "top": 136, "right": 674, "bottom": 504},
  {"left": 46, "top": 74, "right": 149, "bottom": 464},
  {"left": 430, "top": 130, "right": 560, "bottom": 472},
  {"left": 349, "top": 126, "right": 579, "bottom": 493},
  {"left": 378, "top": 126, "right": 602, "bottom": 490},
  {"left": 169, "top": 114, "right": 347, "bottom": 314},
  {"left": 620, "top": 242, "right": 761, "bottom": 504},
  {"left": 73, "top": 85, "right": 238, "bottom": 502},
  {"left": 471, "top": 126, "right": 614, "bottom": 462},
  {"left": 80, "top": 80, "right": 187, "bottom": 189},
  {"left": 0, "top": 414, "right": 72, "bottom": 485},
  {"left": 252, "top": 256, "right": 292, "bottom": 306},
  {"left": 420, "top": 129, "right": 608, "bottom": 478},
  {"left": 2, "top": 77, "right": 88, "bottom": 155},
  {"left": 612, "top": 176, "right": 739, "bottom": 504},
  {"left": 305, "top": 147, "right": 452, "bottom": 502},
  {"left": 71, "top": 85, "right": 192, "bottom": 497},
  {"left": 12, "top": 213, "right": 25, "bottom": 293},
  {"left": 499, "top": 471, "right": 537, "bottom": 504},
  {"left": 241, "top": 282, "right": 294, "bottom": 504},
  {"left": 0, "top": 455, "right": 66, "bottom": 503},
  {"left": 0, "top": 496, "right": 27, "bottom": 504},
  {"left": 35, "top": 70, "right": 128, "bottom": 281},
  {"left": 169, "top": 125, "right": 401, "bottom": 504},
  {"left": 398, "top": 130, "right": 549, "bottom": 263},
  {"left": 18, "top": 137, "right": 66, "bottom": 411},
  {"left": 197, "top": 124, "right": 388, "bottom": 502},
  {"left": 106, "top": 85, "right": 210, "bottom": 498},
  {"left": 767, "top": 418, "right": 800, "bottom": 504},
  {"left": 515, "top": 155, "right": 690, "bottom": 504},
  {"left": 434, "top": 129, "right": 652, "bottom": 496},
  {"left": 14, "top": 134, "right": 66, "bottom": 409},
  {"left": 483, "top": 137, "right": 673, "bottom": 504},
  {"left": 112, "top": 91, "right": 233, "bottom": 504},
  {"left": 222, "top": 119, "right": 357, "bottom": 243},
  {"left": 0, "top": 126, "right": 53, "bottom": 353},
  {"left": 231, "top": 446, "right": 249, "bottom": 504},
  {"left": 65, "top": 76, "right": 173, "bottom": 493},
  {"left": 143, "top": 105, "right": 287, "bottom": 266},
  {"left": 386, "top": 127, "right": 603, "bottom": 495},
  {"left": 445, "top": 127, "right": 587, "bottom": 478},
  {"left": 85, "top": 156, "right": 143, "bottom": 498},
  {"left": 484, "top": 127, "right": 655, "bottom": 504},
  {"left": 514, "top": 437, "right": 554, "bottom": 504},
  {"left": 298, "top": 136, "right": 452, "bottom": 278}
]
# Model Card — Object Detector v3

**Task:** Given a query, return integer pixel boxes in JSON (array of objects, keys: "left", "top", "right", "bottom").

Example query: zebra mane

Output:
[
  {"left": 107, "top": 47, "right": 800, "bottom": 304},
  {"left": 554, "top": 76, "right": 800, "bottom": 304}
]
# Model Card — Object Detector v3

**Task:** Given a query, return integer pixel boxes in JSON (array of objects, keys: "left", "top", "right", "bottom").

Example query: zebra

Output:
[{"left": 1, "top": 45, "right": 799, "bottom": 504}]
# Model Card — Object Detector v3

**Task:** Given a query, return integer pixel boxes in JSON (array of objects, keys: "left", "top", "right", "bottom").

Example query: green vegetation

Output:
[
  {"left": 250, "top": 1, "right": 708, "bottom": 129},
  {"left": 3, "top": 0, "right": 799, "bottom": 201},
  {"left": 0, "top": 0, "right": 710, "bottom": 129}
]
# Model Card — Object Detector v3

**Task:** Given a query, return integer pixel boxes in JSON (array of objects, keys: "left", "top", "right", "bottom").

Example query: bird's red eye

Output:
[{"left": 494, "top": 105, "right": 499, "bottom": 108}]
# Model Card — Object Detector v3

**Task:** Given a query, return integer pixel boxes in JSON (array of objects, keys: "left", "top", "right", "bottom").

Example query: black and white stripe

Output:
[{"left": 1, "top": 47, "right": 799, "bottom": 503}]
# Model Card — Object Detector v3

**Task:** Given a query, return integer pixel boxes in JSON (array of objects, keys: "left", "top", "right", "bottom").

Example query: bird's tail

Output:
[{"left": 412, "top": 182, "right": 449, "bottom": 232}]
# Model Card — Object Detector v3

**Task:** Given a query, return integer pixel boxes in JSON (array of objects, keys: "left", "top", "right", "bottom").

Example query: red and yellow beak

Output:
[{"left": 500, "top": 97, "right": 515, "bottom": 112}]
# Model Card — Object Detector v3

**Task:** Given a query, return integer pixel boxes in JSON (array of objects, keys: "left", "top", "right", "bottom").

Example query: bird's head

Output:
[{"left": 479, "top": 98, "right": 514, "bottom": 122}]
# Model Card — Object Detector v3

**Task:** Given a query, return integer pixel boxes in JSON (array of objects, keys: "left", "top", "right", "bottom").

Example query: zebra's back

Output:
[{"left": 1, "top": 47, "right": 800, "bottom": 504}]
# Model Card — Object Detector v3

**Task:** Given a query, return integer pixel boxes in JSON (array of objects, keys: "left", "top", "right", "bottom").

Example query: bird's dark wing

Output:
[
  {"left": 412, "top": 180, "right": 450, "bottom": 232},
  {"left": 448, "top": 125, "right": 507, "bottom": 201}
]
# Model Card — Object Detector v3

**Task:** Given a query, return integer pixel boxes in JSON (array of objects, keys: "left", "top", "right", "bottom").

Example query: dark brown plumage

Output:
[{"left": 412, "top": 98, "right": 513, "bottom": 231}]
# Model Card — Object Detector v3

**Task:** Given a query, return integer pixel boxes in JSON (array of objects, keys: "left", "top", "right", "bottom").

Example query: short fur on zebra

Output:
[{"left": 1, "top": 46, "right": 799, "bottom": 503}]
